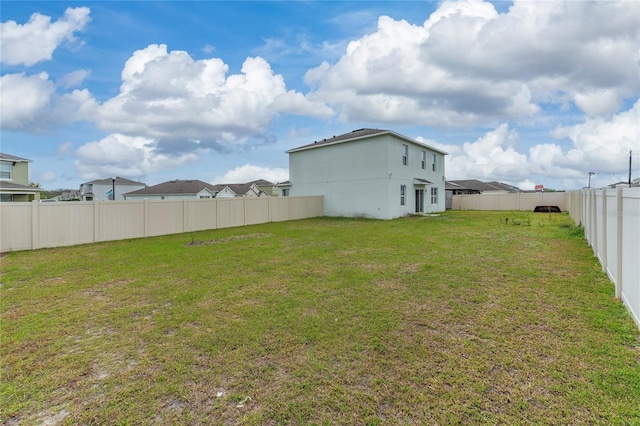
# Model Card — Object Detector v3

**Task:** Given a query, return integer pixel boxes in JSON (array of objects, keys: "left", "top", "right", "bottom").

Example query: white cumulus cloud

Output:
[
  {"left": 74, "top": 133, "right": 199, "bottom": 180},
  {"left": 0, "top": 72, "right": 98, "bottom": 131},
  {"left": 96, "top": 44, "right": 332, "bottom": 154},
  {"left": 1, "top": 7, "right": 91, "bottom": 66},
  {"left": 211, "top": 164, "right": 289, "bottom": 185},
  {"left": 305, "top": 0, "right": 639, "bottom": 126}
]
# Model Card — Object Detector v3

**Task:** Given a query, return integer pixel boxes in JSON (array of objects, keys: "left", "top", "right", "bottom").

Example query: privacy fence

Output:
[
  {"left": 569, "top": 186, "right": 639, "bottom": 328},
  {"left": 453, "top": 188, "right": 639, "bottom": 328},
  {"left": 451, "top": 191, "right": 568, "bottom": 211},
  {"left": 0, "top": 196, "right": 323, "bottom": 253}
]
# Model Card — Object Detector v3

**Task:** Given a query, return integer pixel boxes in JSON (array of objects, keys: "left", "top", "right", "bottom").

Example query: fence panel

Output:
[
  {"left": 620, "top": 188, "right": 639, "bottom": 326},
  {"left": 185, "top": 199, "right": 217, "bottom": 232},
  {"left": 0, "top": 203, "right": 32, "bottom": 251},
  {"left": 245, "top": 198, "right": 270, "bottom": 225},
  {"left": 0, "top": 195, "right": 323, "bottom": 253},
  {"left": 98, "top": 201, "right": 146, "bottom": 242},
  {"left": 38, "top": 202, "right": 95, "bottom": 248}
]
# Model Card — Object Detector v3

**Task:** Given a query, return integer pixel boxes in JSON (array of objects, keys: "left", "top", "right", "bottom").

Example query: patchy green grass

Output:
[{"left": 1, "top": 211, "right": 638, "bottom": 425}]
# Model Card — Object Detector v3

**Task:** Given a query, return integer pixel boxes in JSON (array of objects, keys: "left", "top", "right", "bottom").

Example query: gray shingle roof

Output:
[
  {"left": 0, "top": 181, "right": 45, "bottom": 191},
  {"left": 287, "top": 128, "right": 387, "bottom": 152},
  {"left": 286, "top": 128, "right": 448, "bottom": 155},
  {"left": 447, "top": 179, "right": 520, "bottom": 193},
  {"left": 83, "top": 177, "right": 146, "bottom": 186},
  {"left": 124, "top": 180, "right": 217, "bottom": 196},
  {"left": 0, "top": 152, "right": 31, "bottom": 162}
]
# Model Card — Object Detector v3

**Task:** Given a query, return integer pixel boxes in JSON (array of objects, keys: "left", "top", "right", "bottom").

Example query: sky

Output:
[{"left": 1, "top": 0, "right": 639, "bottom": 191}]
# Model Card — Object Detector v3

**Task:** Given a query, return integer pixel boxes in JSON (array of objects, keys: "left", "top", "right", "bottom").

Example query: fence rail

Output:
[{"left": 0, "top": 196, "right": 323, "bottom": 253}]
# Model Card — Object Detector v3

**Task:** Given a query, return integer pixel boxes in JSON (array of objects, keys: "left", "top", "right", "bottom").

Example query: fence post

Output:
[
  {"left": 600, "top": 189, "right": 607, "bottom": 273},
  {"left": 615, "top": 185, "right": 626, "bottom": 299},
  {"left": 183, "top": 199, "right": 188, "bottom": 232},
  {"left": 94, "top": 200, "right": 100, "bottom": 242},
  {"left": 590, "top": 190, "right": 597, "bottom": 253},
  {"left": 144, "top": 199, "right": 149, "bottom": 237},
  {"left": 31, "top": 200, "right": 39, "bottom": 250}
]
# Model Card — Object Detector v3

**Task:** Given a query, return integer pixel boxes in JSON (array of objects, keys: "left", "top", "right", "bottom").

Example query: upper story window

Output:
[
  {"left": 421, "top": 151, "right": 426, "bottom": 169},
  {"left": 402, "top": 144, "right": 408, "bottom": 166},
  {"left": 0, "top": 162, "right": 12, "bottom": 180},
  {"left": 432, "top": 154, "right": 437, "bottom": 172}
]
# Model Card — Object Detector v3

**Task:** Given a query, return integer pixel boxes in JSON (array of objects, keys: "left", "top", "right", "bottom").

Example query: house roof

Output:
[
  {"left": 446, "top": 179, "right": 520, "bottom": 193},
  {"left": 0, "top": 152, "right": 31, "bottom": 163},
  {"left": 250, "top": 179, "right": 274, "bottom": 187},
  {"left": 211, "top": 182, "right": 263, "bottom": 196},
  {"left": 82, "top": 176, "right": 146, "bottom": 186},
  {"left": 0, "top": 181, "right": 45, "bottom": 192},
  {"left": 124, "top": 179, "right": 217, "bottom": 196},
  {"left": 286, "top": 128, "right": 448, "bottom": 155}
]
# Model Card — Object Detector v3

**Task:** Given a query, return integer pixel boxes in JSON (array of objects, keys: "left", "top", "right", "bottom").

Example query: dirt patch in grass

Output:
[{"left": 185, "top": 233, "right": 273, "bottom": 246}]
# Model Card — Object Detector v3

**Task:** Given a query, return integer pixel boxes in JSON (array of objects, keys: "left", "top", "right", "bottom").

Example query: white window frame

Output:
[
  {"left": 1, "top": 193, "right": 13, "bottom": 202},
  {"left": 400, "top": 185, "right": 406, "bottom": 206},
  {"left": 282, "top": 188, "right": 290, "bottom": 196},
  {"left": 402, "top": 144, "right": 408, "bottom": 166},
  {"left": 421, "top": 151, "right": 426, "bottom": 169},
  {"left": 432, "top": 154, "right": 437, "bottom": 172},
  {"left": 431, "top": 187, "right": 438, "bottom": 204},
  {"left": 0, "top": 162, "right": 12, "bottom": 180}
]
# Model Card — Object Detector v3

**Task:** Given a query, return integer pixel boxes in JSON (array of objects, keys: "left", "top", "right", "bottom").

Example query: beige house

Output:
[{"left": 0, "top": 153, "right": 45, "bottom": 202}]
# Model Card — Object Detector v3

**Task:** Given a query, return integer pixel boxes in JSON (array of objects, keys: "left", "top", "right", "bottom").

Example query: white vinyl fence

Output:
[
  {"left": 0, "top": 196, "right": 323, "bottom": 253},
  {"left": 569, "top": 187, "right": 639, "bottom": 328},
  {"left": 452, "top": 188, "right": 639, "bottom": 329},
  {"left": 452, "top": 191, "right": 568, "bottom": 211}
]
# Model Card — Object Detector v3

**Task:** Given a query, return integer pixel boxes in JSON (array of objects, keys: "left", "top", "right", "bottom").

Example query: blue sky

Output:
[{"left": 1, "top": 0, "right": 638, "bottom": 191}]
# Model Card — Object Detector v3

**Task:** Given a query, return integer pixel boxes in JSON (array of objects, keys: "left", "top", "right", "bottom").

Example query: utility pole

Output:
[{"left": 629, "top": 150, "right": 632, "bottom": 186}]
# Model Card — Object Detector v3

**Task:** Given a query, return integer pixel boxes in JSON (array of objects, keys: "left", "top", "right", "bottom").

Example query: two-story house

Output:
[
  {"left": 0, "top": 153, "right": 45, "bottom": 202},
  {"left": 79, "top": 177, "right": 146, "bottom": 201},
  {"left": 286, "top": 129, "right": 447, "bottom": 219}
]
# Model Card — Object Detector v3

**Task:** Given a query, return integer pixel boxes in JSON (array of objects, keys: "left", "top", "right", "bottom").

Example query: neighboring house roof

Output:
[
  {"left": 249, "top": 179, "right": 274, "bottom": 187},
  {"left": 445, "top": 181, "right": 468, "bottom": 191},
  {"left": 286, "top": 128, "right": 448, "bottom": 155},
  {"left": 447, "top": 179, "right": 520, "bottom": 193},
  {"left": 0, "top": 153, "right": 31, "bottom": 163},
  {"left": 606, "top": 181, "right": 640, "bottom": 188},
  {"left": 124, "top": 179, "right": 217, "bottom": 196},
  {"left": 0, "top": 181, "right": 45, "bottom": 192},
  {"left": 276, "top": 180, "right": 291, "bottom": 186},
  {"left": 81, "top": 176, "right": 146, "bottom": 186},
  {"left": 211, "top": 182, "right": 264, "bottom": 196}
]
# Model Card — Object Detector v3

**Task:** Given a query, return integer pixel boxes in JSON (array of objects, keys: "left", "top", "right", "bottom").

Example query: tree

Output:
[{"left": 29, "top": 181, "right": 42, "bottom": 188}]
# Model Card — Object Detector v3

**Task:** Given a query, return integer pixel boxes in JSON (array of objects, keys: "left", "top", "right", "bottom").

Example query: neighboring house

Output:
[
  {"left": 605, "top": 180, "right": 640, "bottom": 189},
  {"left": 211, "top": 181, "right": 268, "bottom": 198},
  {"left": 80, "top": 177, "right": 146, "bottom": 201},
  {"left": 0, "top": 153, "right": 45, "bottom": 202},
  {"left": 286, "top": 128, "right": 447, "bottom": 219},
  {"left": 446, "top": 179, "right": 520, "bottom": 194},
  {"left": 60, "top": 189, "right": 81, "bottom": 200},
  {"left": 276, "top": 180, "right": 291, "bottom": 197},
  {"left": 123, "top": 179, "right": 217, "bottom": 200},
  {"left": 252, "top": 179, "right": 278, "bottom": 196}
]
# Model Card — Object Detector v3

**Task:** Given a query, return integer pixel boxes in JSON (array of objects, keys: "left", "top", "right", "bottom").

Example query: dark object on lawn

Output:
[{"left": 534, "top": 205, "right": 561, "bottom": 213}]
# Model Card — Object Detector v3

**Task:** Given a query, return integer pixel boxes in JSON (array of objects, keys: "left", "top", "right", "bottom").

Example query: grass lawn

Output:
[{"left": 1, "top": 211, "right": 639, "bottom": 425}]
